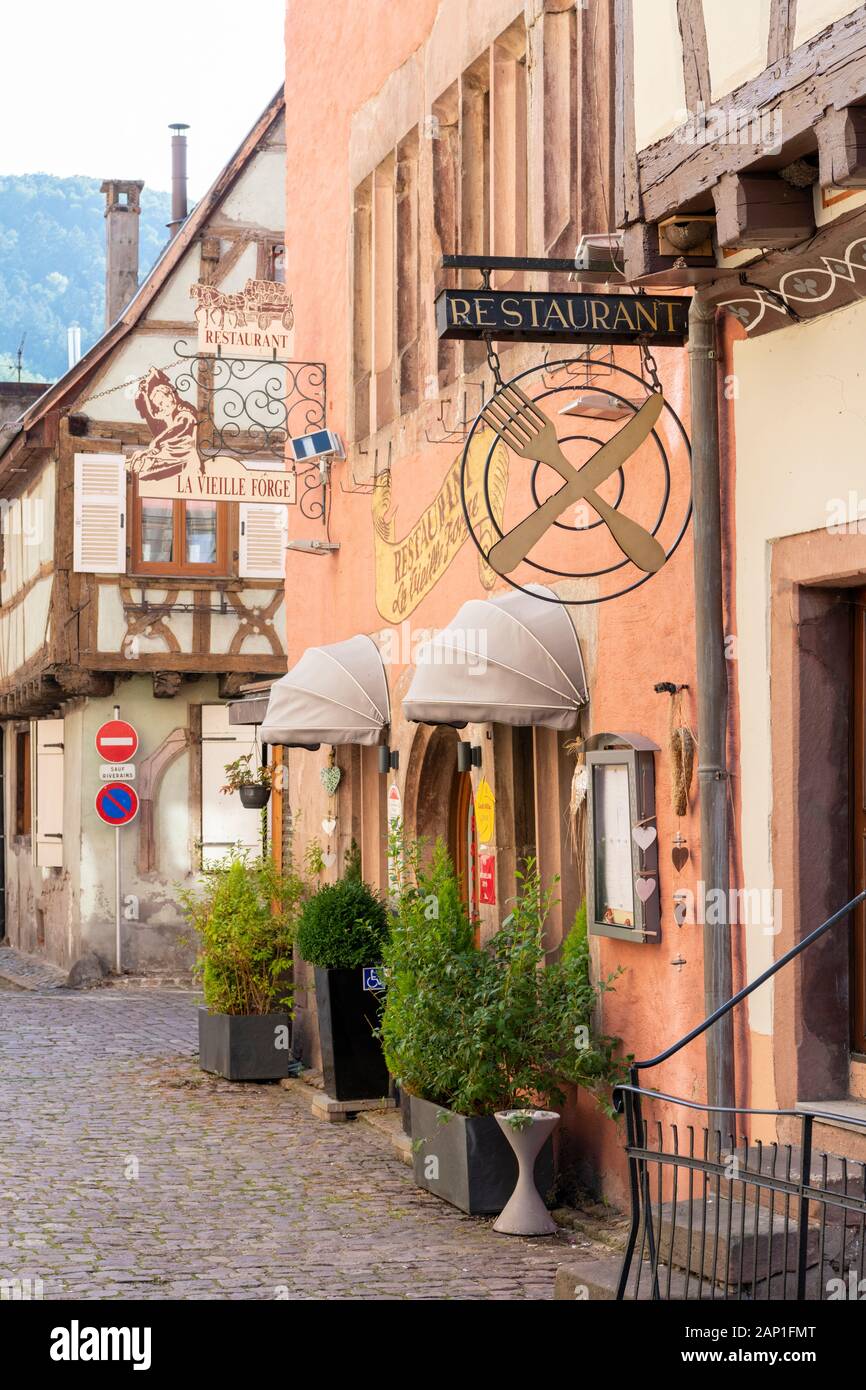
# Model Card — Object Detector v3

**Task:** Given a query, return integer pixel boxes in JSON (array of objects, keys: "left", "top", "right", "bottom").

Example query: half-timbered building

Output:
[{"left": 0, "top": 89, "right": 291, "bottom": 972}]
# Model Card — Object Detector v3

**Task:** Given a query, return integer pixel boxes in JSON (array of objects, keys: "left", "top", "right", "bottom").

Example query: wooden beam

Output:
[
  {"left": 614, "top": 0, "right": 640, "bottom": 227},
  {"left": 713, "top": 172, "right": 814, "bottom": 249},
  {"left": 767, "top": 0, "right": 797, "bottom": 65},
  {"left": 817, "top": 105, "right": 866, "bottom": 187},
  {"left": 637, "top": 6, "right": 866, "bottom": 224},
  {"left": 677, "top": 0, "right": 711, "bottom": 111}
]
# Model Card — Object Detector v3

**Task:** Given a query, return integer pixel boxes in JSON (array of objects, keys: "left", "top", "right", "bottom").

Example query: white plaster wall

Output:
[
  {"left": 704, "top": 0, "right": 771, "bottom": 100},
  {"left": 794, "top": 0, "right": 859, "bottom": 47},
  {"left": 733, "top": 298, "right": 866, "bottom": 1034},
  {"left": 144, "top": 244, "right": 201, "bottom": 322},
  {"left": 219, "top": 149, "right": 285, "bottom": 230},
  {"left": 632, "top": 0, "right": 687, "bottom": 149}
]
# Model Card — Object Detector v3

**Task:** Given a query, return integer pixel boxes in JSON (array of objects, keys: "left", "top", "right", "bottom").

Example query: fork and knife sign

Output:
[{"left": 482, "top": 383, "right": 666, "bottom": 577}]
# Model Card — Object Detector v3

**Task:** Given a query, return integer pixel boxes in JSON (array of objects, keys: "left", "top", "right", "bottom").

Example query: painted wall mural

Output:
[{"left": 371, "top": 427, "right": 509, "bottom": 622}]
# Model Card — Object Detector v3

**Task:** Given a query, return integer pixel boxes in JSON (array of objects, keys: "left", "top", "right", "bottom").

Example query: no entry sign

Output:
[
  {"left": 96, "top": 719, "right": 138, "bottom": 762},
  {"left": 95, "top": 782, "right": 140, "bottom": 827}
]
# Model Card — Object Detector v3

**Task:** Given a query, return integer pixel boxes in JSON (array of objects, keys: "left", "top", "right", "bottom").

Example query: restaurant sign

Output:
[
  {"left": 436, "top": 290, "right": 689, "bottom": 346},
  {"left": 190, "top": 277, "right": 295, "bottom": 360}
]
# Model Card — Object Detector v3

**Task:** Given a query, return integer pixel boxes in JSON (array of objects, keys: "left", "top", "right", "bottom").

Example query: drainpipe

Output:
[{"left": 688, "top": 292, "right": 735, "bottom": 1114}]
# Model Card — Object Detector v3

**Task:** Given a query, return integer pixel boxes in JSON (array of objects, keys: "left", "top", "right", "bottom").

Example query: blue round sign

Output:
[{"left": 95, "top": 782, "right": 139, "bottom": 826}]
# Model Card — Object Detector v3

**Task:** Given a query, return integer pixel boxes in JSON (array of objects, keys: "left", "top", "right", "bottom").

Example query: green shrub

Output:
[
  {"left": 381, "top": 830, "right": 625, "bottom": 1117},
  {"left": 297, "top": 876, "right": 389, "bottom": 969},
  {"left": 180, "top": 850, "right": 304, "bottom": 1016}
]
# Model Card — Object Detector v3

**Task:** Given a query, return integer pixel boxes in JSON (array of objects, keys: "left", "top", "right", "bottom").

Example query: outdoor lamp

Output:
[
  {"left": 378, "top": 745, "right": 399, "bottom": 774},
  {"left": 457, "top": 741, "right": 482, "bottom": 773}
]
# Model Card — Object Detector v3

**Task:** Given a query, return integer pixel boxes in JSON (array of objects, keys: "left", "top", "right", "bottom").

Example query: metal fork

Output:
[{"left": 481, "top": 382, "right": 666, "bottom": 575}]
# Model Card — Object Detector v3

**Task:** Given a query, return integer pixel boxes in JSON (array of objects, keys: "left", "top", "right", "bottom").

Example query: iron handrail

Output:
[
  {"left": 614, "top": 1082, "right": 866, "bottom": 1129},
  {"left": 626, "top": 889, "right": 866, "bottom": 1077}
]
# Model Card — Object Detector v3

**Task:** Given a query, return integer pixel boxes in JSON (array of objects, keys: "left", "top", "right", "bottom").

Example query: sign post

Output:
[{"left": 95, "top": 707, "right": 140, "bottom": 973}]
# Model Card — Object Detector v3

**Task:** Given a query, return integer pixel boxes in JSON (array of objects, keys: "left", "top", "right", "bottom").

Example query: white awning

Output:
[
  {"left": 402, "top": 584, "right": 588, "bottom": 730},
  {"left": 259, "top": 634, "right": 390, "bottom": 748}
]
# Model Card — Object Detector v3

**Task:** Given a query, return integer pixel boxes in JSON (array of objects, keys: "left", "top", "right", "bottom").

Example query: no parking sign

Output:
[{"left": 95, "top": 782, "right": 140, "bottom": 826}]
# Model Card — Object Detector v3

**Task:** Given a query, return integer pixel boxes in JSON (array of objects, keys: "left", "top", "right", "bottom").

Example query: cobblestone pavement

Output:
[{"left": 0, "top": 986, "right": 572, "bottom": 1300}]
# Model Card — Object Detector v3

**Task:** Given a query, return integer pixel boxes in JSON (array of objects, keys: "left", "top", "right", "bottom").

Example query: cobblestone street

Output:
[{"left": 0, "top": 985, "right": 570, "bottom": 1300}]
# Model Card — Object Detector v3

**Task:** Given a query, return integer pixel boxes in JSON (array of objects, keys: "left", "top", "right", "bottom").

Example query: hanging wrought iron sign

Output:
[
  {"left": 459, "top": 353, "right": 692, "bottom": 606},
  {"left": 436, "top": 288, "right": 689, "bottom": 346},
  {"left": 121, "top": 277, "right": 329, "bottom": 511}
]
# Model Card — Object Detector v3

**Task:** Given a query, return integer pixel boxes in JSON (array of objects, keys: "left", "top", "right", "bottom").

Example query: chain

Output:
[
  {"left": 639, "top": 340, "right": 663, "bottom": 395},
  {"left": 76, "top": 357, "right": 185, "bottom": 411},
  {"left": 484, "top": 334, "right": 503, "bottom": 389}
]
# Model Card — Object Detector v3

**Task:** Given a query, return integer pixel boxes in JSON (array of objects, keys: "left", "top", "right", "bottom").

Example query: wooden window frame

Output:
[
  {"left": 129, "top": 480, "right": 231, "bottom": 578},
  {"left": 15, "top": 729, "right": 31, "bottom": 837}
]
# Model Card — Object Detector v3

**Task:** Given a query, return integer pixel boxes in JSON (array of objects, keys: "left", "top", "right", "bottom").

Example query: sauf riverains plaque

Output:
[{"left": 435, "top": 289, "right": 689, "bottom": 346}]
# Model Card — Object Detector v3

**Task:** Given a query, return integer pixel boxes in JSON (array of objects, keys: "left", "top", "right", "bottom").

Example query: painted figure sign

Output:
[{"left": 129, "top": 370, "right": 296, "bottom": 505}]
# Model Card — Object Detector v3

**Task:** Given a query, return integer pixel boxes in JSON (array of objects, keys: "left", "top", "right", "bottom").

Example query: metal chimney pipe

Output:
[{"left": 168, "top": 123, "right": 190, "bottom": 236}]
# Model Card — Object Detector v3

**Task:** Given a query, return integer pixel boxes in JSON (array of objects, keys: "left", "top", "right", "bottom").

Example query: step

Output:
[
  {"left": 555, "top": 1255, "right": 718, "bottom": 1301},
  {"left": 655, "top": 1196, "right": 820, "bottom": 1286}
]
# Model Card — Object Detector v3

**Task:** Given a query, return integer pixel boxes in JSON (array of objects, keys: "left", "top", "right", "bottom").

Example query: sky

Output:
[{"left": 0, "top": 0, "right": 285, "bottom": 196}]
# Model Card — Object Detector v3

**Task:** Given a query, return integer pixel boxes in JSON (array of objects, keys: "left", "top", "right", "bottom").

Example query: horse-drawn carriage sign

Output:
[{"left": 191, "top": 277, "right": 295, "bottom": 359}]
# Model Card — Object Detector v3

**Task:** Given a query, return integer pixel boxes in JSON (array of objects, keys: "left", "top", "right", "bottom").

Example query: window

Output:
[
  {"left": 15, "top": 730, "right": 30, "bottom": 836},
  {"left": 269, "top": 243, "right": 286, "bottom": 283},
  {"left": 131, "top": 484, "right": 228, "bottom": 576}
]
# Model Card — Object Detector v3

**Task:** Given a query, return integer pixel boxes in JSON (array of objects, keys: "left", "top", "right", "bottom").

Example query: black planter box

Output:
[
  {"left": 410, "top": 1093, "right": 555, "bottom": 1216},
  {"left": 314, "top": 966, "right": 389, "bottom": 1101},
  {"left": 198, "top": 1008, "right": 290, "bottom": 1081}
]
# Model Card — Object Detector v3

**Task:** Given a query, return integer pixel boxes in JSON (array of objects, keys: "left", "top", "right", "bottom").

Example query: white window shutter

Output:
[
  {"left": 73, "top": 453, "right": 126, "bottom": 574},
  {"left": 239, "top": 503, "right": 287, "bottom": 579},
  {"left": 33, "top": 718, "right": 64, "bottom": 868}
]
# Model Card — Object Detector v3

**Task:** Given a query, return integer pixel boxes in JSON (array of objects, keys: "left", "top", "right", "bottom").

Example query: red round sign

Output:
[
  {"left": 95, "top": 782, "right": 140, "bottom": 826},
  {"left": 95, "top": 719, "right": 138, "bottom": 762}
]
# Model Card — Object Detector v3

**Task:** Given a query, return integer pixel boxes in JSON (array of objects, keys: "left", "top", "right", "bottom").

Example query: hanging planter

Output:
[
  {"left": 221, "top": 749, "right": 273, "bottom": 810},
  {"left": 239, "top": 783, "right": 271, "bottom": 810}
]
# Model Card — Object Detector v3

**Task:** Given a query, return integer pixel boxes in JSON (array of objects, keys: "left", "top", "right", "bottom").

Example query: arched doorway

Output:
[{"left": 404, "top": 723, "right": 479, "bottom": 923}]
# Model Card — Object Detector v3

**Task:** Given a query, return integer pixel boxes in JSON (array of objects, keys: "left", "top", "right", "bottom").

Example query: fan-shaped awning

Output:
[
  {"left": 402, "top": 584, "right": 587, "bottom": 730},
  {"left": 258, "top": 634, "right": 390, "bottom": 748}
]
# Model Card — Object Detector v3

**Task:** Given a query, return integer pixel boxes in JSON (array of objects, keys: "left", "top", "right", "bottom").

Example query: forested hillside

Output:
[{"left": 0, "top": 175, "right": 171, "bottom": 382}]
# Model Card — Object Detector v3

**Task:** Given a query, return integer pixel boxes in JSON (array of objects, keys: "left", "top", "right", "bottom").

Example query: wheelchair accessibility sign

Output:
[{"left": 362, "top": 966, "right": 385, "bottom": 993}]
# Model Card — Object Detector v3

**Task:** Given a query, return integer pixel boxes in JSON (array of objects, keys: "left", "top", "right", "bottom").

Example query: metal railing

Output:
[{"left": 614, "top": 891, "right": 866, "bottom": 1300}]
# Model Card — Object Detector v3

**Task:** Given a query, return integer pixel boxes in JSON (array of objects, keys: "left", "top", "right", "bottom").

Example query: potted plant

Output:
[
  {"left": 181, "top": 849, "right": 304, "bottom": 1081},
  {"left": 221, "top": 751, "right": 272, "bottom": 809},
  {"left": 296, "top": 870, "right": 390, "bottom": 1101},
  {"left": 381, "top": 833, "right": 624, "bottom": 1217}
]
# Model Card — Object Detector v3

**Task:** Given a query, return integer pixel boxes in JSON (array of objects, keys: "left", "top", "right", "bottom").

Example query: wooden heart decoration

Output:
[
  {"left": 322, "top": 851, "right": 337, "bottom": 869},
  {"left": 322, "top": 818, "right": 337, "bottom": 835},
  {"left": 320, "top": 765, "right": 341, "bottom": 796},
  {"left": 672, "top": 845, "right": 690, "bottom": 871},
  {"left": 674, "top": 898, "right": 688, "bottom": 926},
  {"left": 635, "top": 876, "right": 657, "bottom": 903},
  {"left": 632, "top": 825, "right": 657, "bottom": 852}
]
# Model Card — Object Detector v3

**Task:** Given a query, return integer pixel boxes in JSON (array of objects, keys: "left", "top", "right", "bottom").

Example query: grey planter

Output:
[
  {"left": 198, "top": 1007, "right": 290, "bottom": 1081},
  {"left": 410, "top": 1093, "right": 555, "bottom": 1216}
]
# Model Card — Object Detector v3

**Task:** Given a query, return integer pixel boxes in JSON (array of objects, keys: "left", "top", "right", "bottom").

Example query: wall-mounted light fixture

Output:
[
  {"left": 457, "top": 741, "right": 482, "bottom": 773},
  {"left": 378, "top": 745, "right": 399, "bottom": 775}
]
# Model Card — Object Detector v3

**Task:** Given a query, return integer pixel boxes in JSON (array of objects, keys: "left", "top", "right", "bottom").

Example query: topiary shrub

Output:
[{"left": 296, "top": 876, "right": 389, "bottom": 969}]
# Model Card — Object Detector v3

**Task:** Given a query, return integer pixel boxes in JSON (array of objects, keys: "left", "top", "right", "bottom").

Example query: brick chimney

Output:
[{"left": 100, "top": 179, "right": 144, "bottom": 328}]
